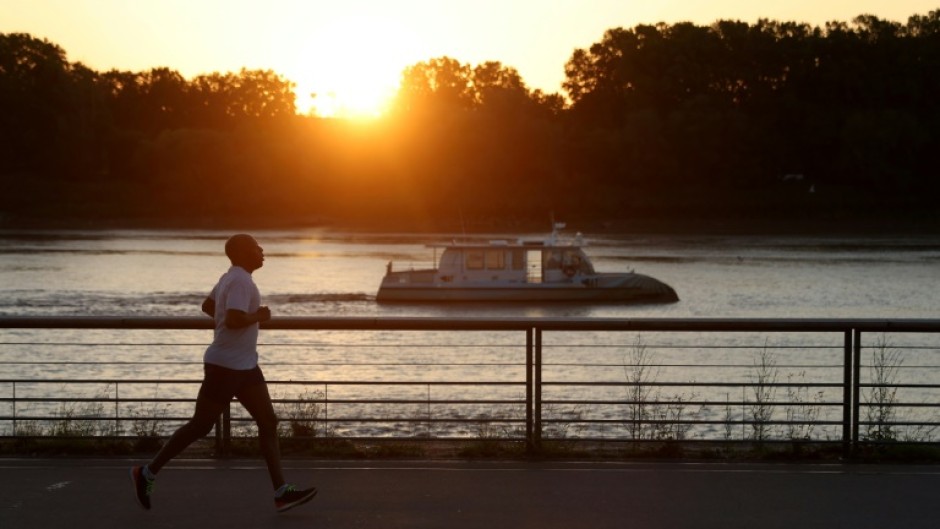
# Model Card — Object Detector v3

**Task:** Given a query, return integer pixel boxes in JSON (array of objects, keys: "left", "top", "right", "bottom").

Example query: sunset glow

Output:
[{"left": 284, "top": 15, "right": 423, "bottom": 118}]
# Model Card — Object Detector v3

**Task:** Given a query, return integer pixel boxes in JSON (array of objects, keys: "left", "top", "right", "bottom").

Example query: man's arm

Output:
[
  {"left": 224, "top": 306, "right": 272, "bottom": 328},
  {"left": 201, "top": 297, "right": 215, "bottom": 317}
]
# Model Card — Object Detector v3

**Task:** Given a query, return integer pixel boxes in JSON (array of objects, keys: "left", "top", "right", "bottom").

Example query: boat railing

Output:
[{"left": 2, "top": 316, "right": 940, "bottom": 457}]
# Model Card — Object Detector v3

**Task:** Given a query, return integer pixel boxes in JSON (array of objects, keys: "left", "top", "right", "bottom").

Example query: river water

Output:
[
  {"left": 1, "top": 228, "right": 939, "bottom": 439},
  {"left": 2, "top": 228, "right": 938, "bottom": 319}
]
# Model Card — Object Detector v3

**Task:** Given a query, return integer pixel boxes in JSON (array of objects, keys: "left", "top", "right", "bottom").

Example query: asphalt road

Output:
[{"left": 2, "top": 458, "right": 939, "bottom": 529}]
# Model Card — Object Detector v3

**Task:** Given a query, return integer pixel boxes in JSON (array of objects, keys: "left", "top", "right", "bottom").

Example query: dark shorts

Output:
[{"left": 197, "top": 363, "right": 266, "bottom": 405}]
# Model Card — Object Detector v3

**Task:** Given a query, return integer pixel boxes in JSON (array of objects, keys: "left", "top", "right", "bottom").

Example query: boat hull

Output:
[{"left": 376, "top": 273, "right": 679, "bottom": 303}]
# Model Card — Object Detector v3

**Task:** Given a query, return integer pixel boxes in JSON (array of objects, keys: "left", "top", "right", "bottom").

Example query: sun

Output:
[{"left": 286, "top": 15, "right": 423, "bottom": 119}]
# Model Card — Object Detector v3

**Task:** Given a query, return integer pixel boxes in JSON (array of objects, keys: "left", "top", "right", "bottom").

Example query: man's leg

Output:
[
  {"left": 237, "top": 381, "right": 286, "bottom": 489},
  {"left": 130, "top": 381, "right": 229, "bottom": 510},
  {"left": 149, "top": 387, "right": 229, "bottom": 473}
]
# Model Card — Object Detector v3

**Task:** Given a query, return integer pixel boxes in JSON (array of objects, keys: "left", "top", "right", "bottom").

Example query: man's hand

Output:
[{"left": 255, "top": 305, "right": 272, "bottom": 323}]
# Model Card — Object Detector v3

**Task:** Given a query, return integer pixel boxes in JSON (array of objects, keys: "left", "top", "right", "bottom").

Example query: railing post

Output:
[
  {"left": 426, "top": 383, "right": 432, "bottom": 437},
  {"left": 114, "top": 382, "right": 120, "bottom": 436},
  {"left": 852, "top": 329, "right": 862, "bottom": 447},
  {"left": 215, "top": 401, "right": 231, "bottom": 456},
  {"left": 525, "top": 328, "right": 534, "bottom": 453},
  {"left": 223, "top": 401, "right": 231, "bottom": 455},
  {"left": 534, "top": 327, "right": 542, "bottom": 451},
  {"left": 215, "top": 414, "right": 222, "bottom": 453},
  {"left": 842, "top": 330, "right": 853, "bottom": 457}
]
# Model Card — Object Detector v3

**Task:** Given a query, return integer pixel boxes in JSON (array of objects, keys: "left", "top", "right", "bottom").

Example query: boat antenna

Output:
[{"left": 548, "top": 212, "right": 566, "bottom": 245}]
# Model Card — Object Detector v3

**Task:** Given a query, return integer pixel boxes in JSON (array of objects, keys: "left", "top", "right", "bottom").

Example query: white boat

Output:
[{"left": 376, "top": 224, "right": 679, "bottom": 303}]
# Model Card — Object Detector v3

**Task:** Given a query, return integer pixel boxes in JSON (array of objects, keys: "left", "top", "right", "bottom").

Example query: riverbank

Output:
[{"left": 3, "top": 211, "right": 940, "bottom": 237}]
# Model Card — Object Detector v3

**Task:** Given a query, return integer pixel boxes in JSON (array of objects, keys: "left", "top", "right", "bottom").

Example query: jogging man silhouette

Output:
[{"left": 130, "top": 234, "right": 316, "bottom": 512}]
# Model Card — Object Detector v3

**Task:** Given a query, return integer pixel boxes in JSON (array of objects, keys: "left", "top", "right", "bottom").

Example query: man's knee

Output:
[
  {"left": 184, "top": 415, "right": 219, "bottom": 438},
  {"left": 256, "top": 413, "right": 279, "bottom": 434},
  {"left": 177, "top": 417, "right": 215, "bottom": 442}
]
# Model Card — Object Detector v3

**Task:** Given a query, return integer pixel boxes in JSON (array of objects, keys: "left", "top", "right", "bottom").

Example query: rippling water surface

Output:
[{"left": 2, "top": 228, "right": 939, "bottom": 318}]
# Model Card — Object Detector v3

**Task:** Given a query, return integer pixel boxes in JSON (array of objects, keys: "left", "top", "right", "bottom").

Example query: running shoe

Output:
[
  {"left": 129, "top": 466, "right": 154, "bottom": 510},
  {"left": 275, "top": 485, "right": 318, "bottom": 512}
]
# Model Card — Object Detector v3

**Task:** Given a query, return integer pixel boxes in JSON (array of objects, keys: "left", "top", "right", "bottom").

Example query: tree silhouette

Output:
[{"left": 2, "top": 10, "right": 939, "bottom": 229}]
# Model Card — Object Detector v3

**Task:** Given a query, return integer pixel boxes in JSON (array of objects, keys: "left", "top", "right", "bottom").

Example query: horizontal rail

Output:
[
  {"left": 3, "top": 316, "right": 940, "bottom": 332},
  {"left": 0, "top": 379, "right": 525, "bottom": 386}
]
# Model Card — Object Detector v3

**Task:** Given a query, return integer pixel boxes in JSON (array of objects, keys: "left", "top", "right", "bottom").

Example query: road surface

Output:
[{"left": 2, "top": 458, "right": 939, "bottom": 528}]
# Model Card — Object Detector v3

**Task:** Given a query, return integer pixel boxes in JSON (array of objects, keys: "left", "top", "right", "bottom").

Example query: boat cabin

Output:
[{"left": 435, "top": 243, "right": 596, "bottom": 284}]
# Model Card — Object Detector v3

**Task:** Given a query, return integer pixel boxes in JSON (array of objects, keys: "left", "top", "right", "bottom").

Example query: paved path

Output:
[{"left": 2, "top": 458, "right": 940, "bottom": 528}]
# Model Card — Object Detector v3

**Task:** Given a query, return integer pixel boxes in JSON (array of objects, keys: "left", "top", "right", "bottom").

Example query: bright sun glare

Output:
[{"left": 286, "top": 15, "right": 421, "bottom": 119}]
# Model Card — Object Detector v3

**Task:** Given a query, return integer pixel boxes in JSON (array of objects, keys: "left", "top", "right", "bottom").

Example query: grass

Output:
[
  {"left": 748, "top": 344, "right": 778, "bottom": 442},
  {"left": 621, "top": 335, "right": 703, "bottom": 442}
]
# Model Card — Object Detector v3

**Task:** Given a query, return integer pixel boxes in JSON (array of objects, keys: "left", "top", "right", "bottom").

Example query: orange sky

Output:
[{"left": 2, "top": 0, "right": 936, "bottom": 117}]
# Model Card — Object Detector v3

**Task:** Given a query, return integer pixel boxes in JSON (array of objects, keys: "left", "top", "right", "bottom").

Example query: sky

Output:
[{"left": 2, "top": 0, "right": 937, "bottom": 117}]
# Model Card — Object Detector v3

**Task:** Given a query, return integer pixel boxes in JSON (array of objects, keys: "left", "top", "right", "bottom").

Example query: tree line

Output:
[{"left": 2, "top": 10, "right": 939, "bottom": 230}]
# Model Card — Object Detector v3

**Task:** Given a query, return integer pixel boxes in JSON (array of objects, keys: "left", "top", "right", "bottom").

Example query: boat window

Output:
[
  {"left": 543, "top": 250, "right": 563, "bottom": 270},
  {"left": 526, "top": 250, "right": 542, "bottom": 283},
  {"left": 557, "top": 250, "right": 593, "bottom": 274},
  {"left": 440, "top": 250, "right": 460, "bottom": 269},
  {"left": 511, "top": 250, "right": 525, "bottom": 270},
  {"left": 485, "top": 250, "right": 505, "bottom": 269},
  {"left": 466, "top": 250, "right": 484, "bottom": 270},
  {"left": 574, "top": 250, "right": 594, "bottom": 273}
]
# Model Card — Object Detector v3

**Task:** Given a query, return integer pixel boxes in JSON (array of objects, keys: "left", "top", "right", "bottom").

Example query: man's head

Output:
[{"left": 225, "top": 234, "right": 264, "bottom": 272}]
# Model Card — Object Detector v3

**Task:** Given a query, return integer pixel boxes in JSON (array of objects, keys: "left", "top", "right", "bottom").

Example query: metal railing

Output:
[{"left": 2, "top": 316, "right": 940, "bottom": 456}]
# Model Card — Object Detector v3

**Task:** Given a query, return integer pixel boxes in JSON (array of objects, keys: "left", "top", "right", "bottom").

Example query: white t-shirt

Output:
[{"left": 203, "top": 266, "right": 261, "bottom": 370}]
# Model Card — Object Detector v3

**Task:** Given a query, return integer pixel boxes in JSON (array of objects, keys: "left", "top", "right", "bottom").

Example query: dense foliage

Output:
[{"left": 2, "top": 11, "right": 938, "bottom": 230}]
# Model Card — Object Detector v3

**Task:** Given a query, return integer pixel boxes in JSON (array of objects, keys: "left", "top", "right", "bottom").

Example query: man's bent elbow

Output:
[{"left": 201, "top": 298, "right": 216, "bottom": 317}]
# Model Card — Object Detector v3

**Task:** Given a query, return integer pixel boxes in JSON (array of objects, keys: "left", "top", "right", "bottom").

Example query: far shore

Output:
[{"left": 3, "top": 213, "right": 940, "bottom": 237}]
